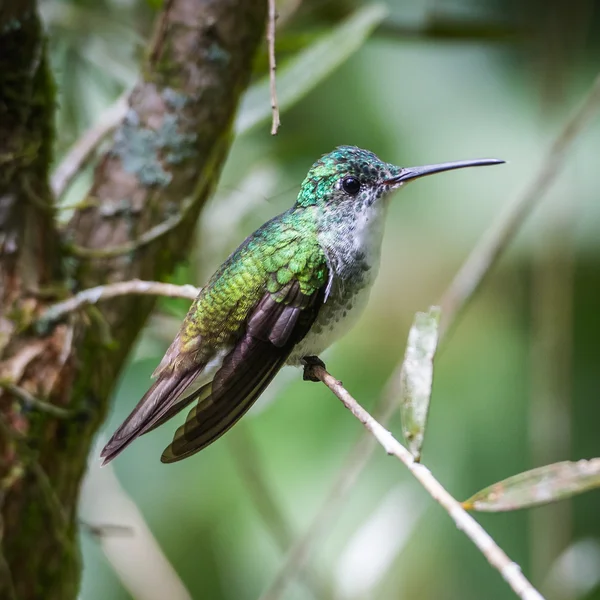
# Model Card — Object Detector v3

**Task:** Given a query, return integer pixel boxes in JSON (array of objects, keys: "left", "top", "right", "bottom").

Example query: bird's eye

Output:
[{"left": 341, "top": 176, "right": 361, "bottom": 195}]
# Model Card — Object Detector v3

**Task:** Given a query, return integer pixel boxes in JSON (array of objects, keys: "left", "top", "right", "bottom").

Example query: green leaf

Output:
[
  {"left": 235, "top": 3, "right": 388, "bottom": 135},
  {"left": 463, "top": 459, "right": 600, "bottom": 512},
  {"left": 399, "top": 306, "right": 441, "bottom": 461}
]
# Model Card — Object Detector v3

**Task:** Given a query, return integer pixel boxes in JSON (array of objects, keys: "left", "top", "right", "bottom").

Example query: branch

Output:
[
  {"left": 68, "top": 197, "right": 196, "bottom": 259},
  {"left": 438, "top": 72, "right": 600, "bottom": 339},
  {"left": 293, "top": 362, "right": 545, "bottom": 600},
  {"left": 0, "top": 1, "right": 268, "bottom": 598},
  {"left": 252, "top": 71, "right": 600, "bottom": 598},
  {"left": 39, "top": 274, "right": 327, "bottom": 596},
  {"left": 267, "top": 0, "right": 280, "bottom": 135},
  {"left": 51, "top": 91, "right": 129, "bottom": 200},
  {"left": 38, "top": 279, "right": 199, "bottom": 326},
  {"left": 261, "top": 72, "right": 600, "bottom": 600},
  {"left": 0, "top": 2, "right": 60, "bottom": 350},
  {"left": 0, "top": 382, "right": 71, "bottom": 419}
]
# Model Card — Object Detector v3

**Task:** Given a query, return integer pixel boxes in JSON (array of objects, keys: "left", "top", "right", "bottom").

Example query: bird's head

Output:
[{"left": 296, "top": 145, "right": 504, "bottom": 210}]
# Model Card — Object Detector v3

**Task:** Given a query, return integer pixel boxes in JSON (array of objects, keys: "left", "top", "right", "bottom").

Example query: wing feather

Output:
[
  {"left": 161, "top": 277, "right": 325, "bottom": 463},
  {"left": 100, "top": 369, "right": 201, "bottom": 465},
  {"left": 101, "top": 214, "right": 328, "bottom": 465}
]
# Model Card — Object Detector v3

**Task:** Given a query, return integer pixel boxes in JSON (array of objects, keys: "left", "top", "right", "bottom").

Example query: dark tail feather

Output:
[
  {"left": 143, "top": 381, "right": 211, "bottom": 434},
  {"left": 161, "top": 334, "right": 286, "bottom": 463},
  {"left": 160, "top": 365, "right": 279, "bottom": 463},
  {"left": 100, "top": 370, "right": 199, "bottom": 465}
]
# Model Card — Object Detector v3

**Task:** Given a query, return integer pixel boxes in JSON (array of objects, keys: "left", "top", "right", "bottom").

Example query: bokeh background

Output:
[{"left": 44, "top": 0, "right": 600, "bottom": 598}]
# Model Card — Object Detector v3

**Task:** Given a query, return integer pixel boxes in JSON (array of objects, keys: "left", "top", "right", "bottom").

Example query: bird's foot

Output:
[{"left": 302, "top": 355, "right": 326, "bottom": 382}]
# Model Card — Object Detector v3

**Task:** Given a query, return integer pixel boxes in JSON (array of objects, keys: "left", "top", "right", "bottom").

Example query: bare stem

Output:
[
  {"left": 0, "top": 382, "right": 72, "bottom": 419},
  {"left": 267, "top": 0, "right": 280, "bottom": 135},
  {"left": 260, "top": 70, "right": 600, "bottom": 600},
  {"left": 38, "top": 280, "right": 199, "bottom": 325},
  {"left": 38, "top": 70, "right": 600, "bottom": 600},
  {"left": 68, "top": 198, "right": 195, "bottom": 259},
  {"left": 51, "top": 92, "right": 129, "bottom": 200},
  {"left": 438, "top": 72, "right": 600, "bottom": 340},
  {"left": 289, "top": 364, "right": 546, "bottom": 600}
]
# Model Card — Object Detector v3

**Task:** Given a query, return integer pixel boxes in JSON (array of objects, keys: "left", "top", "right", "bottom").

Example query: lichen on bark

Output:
[{"left": 0, "top": 1, "right": 267, "bottom": 598}]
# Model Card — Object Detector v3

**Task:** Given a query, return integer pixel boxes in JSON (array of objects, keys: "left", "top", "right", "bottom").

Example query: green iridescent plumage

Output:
[
  {"left": 165, "top": 209, "right": 328, "bottom": 371},
  {"left": 101, "top": 146, "right": 503, "bottom": 464}
]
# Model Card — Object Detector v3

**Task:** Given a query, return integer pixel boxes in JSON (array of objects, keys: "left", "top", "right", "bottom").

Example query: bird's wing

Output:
[
  {"left": 101, "top": 214, "right": 328, "bottom": 465},
  {"left": 100, "top": 364, "right": 203, "bottom": 465},
  {"left": 161, "top": 272, "right": 326, "bottom": 463}
]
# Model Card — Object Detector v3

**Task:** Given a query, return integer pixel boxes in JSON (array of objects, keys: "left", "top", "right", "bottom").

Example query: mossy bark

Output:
[{"left": 0, "top": 1, "right": 267, "bottom": 598}]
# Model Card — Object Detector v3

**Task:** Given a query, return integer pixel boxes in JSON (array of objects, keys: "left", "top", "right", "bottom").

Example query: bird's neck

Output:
[{"left": 316, "top": 199, "right": 389, "bottom": 280}]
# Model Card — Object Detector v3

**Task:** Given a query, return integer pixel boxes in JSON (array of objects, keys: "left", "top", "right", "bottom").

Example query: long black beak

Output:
[{"left": 385, "top": 158, "right": 504, "bottom": 186}]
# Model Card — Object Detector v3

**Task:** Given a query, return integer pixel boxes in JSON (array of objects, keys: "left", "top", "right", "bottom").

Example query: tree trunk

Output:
[{"left": 0, "top": 1, "right": 267, "bottom": 597}]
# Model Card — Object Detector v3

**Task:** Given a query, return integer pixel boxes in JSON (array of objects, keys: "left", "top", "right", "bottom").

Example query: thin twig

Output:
[
  {"left": 0, "top": 382, "right": 72, "bottom": 419},
  {"left": 80, "top": 522, "right": 134, "bottom": 538},
  {"left": 528, "top": 145, "right": 576, "bottom": 590},
  {"left": 35, "top": 72, "right": 600, "bottom": 598},
  {"left": 438, "top": 72, "right": 600, "bottom": 340},
  {"left": 38, "top": 279, "right": 199, "bottom": 325},
  {"left": 259, "top": 72, "right": 600, "bottom": 600},
  {"left": 255, "top": 351, "right": 411, "bottom": 600},
  {"left": 51, "top": 92, "right": 129, "bottom": 200},
  {"left": 68, "top": 198, "right": 195, "bottom": 259},
  {"left": 267, "top": 0, "right": 280, "bottom": 135},
  {"left": 295, "top": 363, "right": 545, "bottom": 600}
]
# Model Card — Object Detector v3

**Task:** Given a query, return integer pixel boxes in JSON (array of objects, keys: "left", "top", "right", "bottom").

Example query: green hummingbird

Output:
[{"left": 101, "top": 146, "right": 503, "bottom": 464}]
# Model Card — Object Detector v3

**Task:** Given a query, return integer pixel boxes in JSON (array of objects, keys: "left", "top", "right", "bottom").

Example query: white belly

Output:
[
  {"left": 287, "top": 199, "right": 388, "bottom": 365},
  {"left": 287, "top": 276, "right": 375, "bottom": 365}
]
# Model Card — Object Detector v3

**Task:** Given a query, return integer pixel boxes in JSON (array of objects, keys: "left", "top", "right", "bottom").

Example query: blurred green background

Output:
[{"left": 44, "top": 0, "right": 600, "bottom": 598}]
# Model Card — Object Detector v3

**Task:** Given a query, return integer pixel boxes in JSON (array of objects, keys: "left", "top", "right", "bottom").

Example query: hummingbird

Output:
[{"left": 101, "top": 146, "right": 503, "bottom": 465}]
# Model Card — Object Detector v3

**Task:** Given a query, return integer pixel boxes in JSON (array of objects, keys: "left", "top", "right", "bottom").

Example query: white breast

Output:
[{"left": 287, "top": 199, "right": 389, "bottom": 365}]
